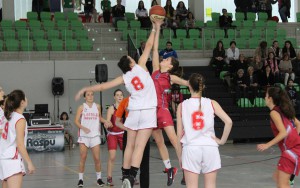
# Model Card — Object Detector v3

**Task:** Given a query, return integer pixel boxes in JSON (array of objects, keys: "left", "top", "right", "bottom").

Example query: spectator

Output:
[
  {"left": 212, "top": 40, "right": 226, "bottom": 77},
  {"left": 292, "top": 51, "right": 300, "bottom": 77},
  {"left": 234, "top": 69, "right": 247, "bottom": 99},
  {"left": 111, "top": 0, "right": 125, "bottom": 27},
  {"left": 226, "top": 41, "right": 240, "bottom": 73},
  {"left": 279, "top": 53, "right": 295, "bottom": 85},
  {"left": 234, "top": 0, "right": 252, "bottom": 20},
  {"left": 260, "top": 65, "right": 275, "bottom": 90},
  {"left": 32, "top": 0, "right": 44, "bottom": 21},
  {"left": 159, "top": 41, "right": 178, "bottom": 61},
  {"left": 285, "top": 78, "right": 297, "bottom": 107},
  {"left": 135, "top": 41, "right": 153, "bottom": 74},
  {"left": 62, "top": 0, "right": 75, "bottom": 19},
  {"left": 151, "top": 0, "right": 158, "bottom": 6},
  {"left": 265, "top": 51, "right": 280, "bottom": 82},
  {"left": 135, "top": 0, "right": 151, "bottom": 28},
  {"left": 185, "top": 12, "right": 195, "bottom": 29},
  {"left": 172, "top": 13, "right": 181, "bottom": 28},
  {"left": 254, "top": 41, "right": 268, "bottom": 62},
  {"left": 269, "top": 40, "right": 281, "bottom": 60},
  {"left": 164, "top": 0, "right": 175, "bottom": 28},
  {"left": 249, "top": 54, "right": 264, "bottom": 77},
  {"left": 101, "top": 0, "right": 111, "bottom": 23},
  {"left": 176, "top": 1, "right": 188, "bottom": 22},
  {"left": 277, "top": 0, "right": 291, "bottom": 22},
  {"left": 81, "top": 0, "right": 95, "bottom": 23},
  {"left": 257, "top": 0, "right": 277, "bottom": 19},
  {"left": 245, "top": 66, "right": 259, "bottom": 103},
  {"left": 281, "top": 40, "right": 296, "bottom": 60},
  {"left": 219, "top": 8, "right": 234, "bottom": 38},
  {"left": 60, "top": 112, "right": 75, "bottom": 149}
]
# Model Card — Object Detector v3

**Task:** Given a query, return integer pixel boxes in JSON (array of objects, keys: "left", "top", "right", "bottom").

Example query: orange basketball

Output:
[{"left": 149, "top": 5, "right": 166, "bottom": 20}]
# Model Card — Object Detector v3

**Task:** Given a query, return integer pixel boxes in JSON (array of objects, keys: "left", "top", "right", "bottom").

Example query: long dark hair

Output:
[
  {"left": 138, "top": 0, "right": 145, "bottom": 10},
  {"left": 168, "top": 57, "right": 183, "bottom": 77},
  {"left": 189, "top": 73, "right": 205, "bottom": 111},
  {"left": 4, "top": 90, "right": 26, "bottom": 120},
  {"left": 215, "top": 40, "right": 224, "bottom": 50},
  {"left": 267, "top": 87, "right": 295, "bottom": 119},
  {"left": 151, "top": 0, "right": 158, "bottom": 6},
  {"left": 60, "top": 112, "right": 69, "bottom": 120}
]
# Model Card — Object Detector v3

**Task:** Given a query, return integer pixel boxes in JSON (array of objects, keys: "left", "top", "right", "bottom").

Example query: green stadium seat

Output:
[
  {"left": 125, "top": 12, "right": 135, "bottom": 22},
  {"left": 122, "top": 30, "right": 134, "bottom": 40},
  {"left": 221, "top": 38, "right": 231, "bottom": 47},
  {"left": 159, "top": 40, "right": 167, "bottom": 50},
  {"left": 255, "top": 20, "right": 266, "bottom": 28},
  {"left": 61, "top": 29, "right": 74, "bottom": 40},
  {"left": 0, "top": 40, "right": 3, "bottom": 51},
  {"left": 176, "top": 29, "right": 187, "bottom": 39},
  {"left": 75, "top": 29, "right": 88, "bottom": 40},
  {"left": 79, "top": 39, "right": 93, "bottom": 51},
  {"left": 130, "top": 20, "right": 141, "bottom": 30},
  {"left": 43, "top": 20, "right": 55, "bottom": 30},
  {"left": 203, "top": 29, "right": 213, "bottom": 39},
  {"left": 211, "top": 12, "right": 220, "bottom": 22},
  {"left": 50, "top": 39, "right": 64, "bottom": 51},
  {"left": 227, "top": 29, "right": 235, "bottom": 39},
  {"left": 136, "top": 29, "right": 147, "bottom": 40},
  {"left": 265, "top": 29, "right": 275, "bottom": 40},
  {"left": 27, "top": 12, "right": 38, "bottom": 20},
  {"left": 238, "top": 29, "right": 250, "bottom": 38},
  {"left": 20, "top": 39, "right": 34, "bottom": 51},
  {"left": 189, "top": 29, "right": 200, "bottom": 39},
  {"left": 70, "top": 20, "right": 83, "bottom": 30},
  {"left": 3, "top": 30, "right": 16, "bottom": 40},
  {"left": 28, "top": 20, "right": 42, "bottom": 30},
  {"left": 117, "top": 20, "right": 128, "bottom": 31},
  {"left": 196, "top": 38, "right": 203, "bottom": 49},
  {"left": 35, "top": 39, "right": 49, "bottom": 51},
  {"left": 5, "top": 39, "right": 19, "bottom": 51},
  {"left": 41, "top": 12, "right": 52, "bottom": 21},
  {"left": 214, "top": 29, "right": 225, "bottom": 40},
  {"left": 237, "top": 98, "right": 253, "bottom": 107},
  {"left": 17, "top": 29, "right": 30, "bottom": 40},
  {"left": 254, "top": 98, "right": 266, "bottom": 107},
  {"left": 258, "top": 12, "right": 268, "bottom": 21},
  {"left": 54, "top": 12, "right": 65, "bottom": 21},
  {"left": 67, "top": 12, "right": 79, "bottom": 21},
  {"left": 183, "top": 39, "right": 195, "bottom": 50},
  {"left": 242, "top": 20, "right": 253, "bottom": 28},
  {"left": 204, "top": 38, "right": 213, "bottom": 49},
  {"left": 14, "top": 20, "right": 27, "bottom": 30},
  {"left": 248, "top": 38, "right": 260, "bottom": 49},
  {"left": 57, "top": 20, "right": 69, "bottom": 30},
  {"left": 206, "top": 21, "right": 217, "bottom": 28},
  {"left": 232, "top": 20, "right": 242, "bottom": 28},
  {"left": 235, "top": 12, "right": 245, "bottom": 21},
  {"left": 47, "top": 29, "right": 60, "bottom": 40},
  {"left": 65, "top": 39, "right": 78, "bottom": 51},
  {"left": 276, "top": 29, "right": 287, "bottom": 39},
  {"left": 195, "top": 20, "right": 204, "bottom": 28},
  {"left": 171, "top": 38, "right": 181, "bottom": 49},
  {"left": 251, "top": 29, "right": 262, "bottom": 38},
  {"left": 235, "top": 38, "right": 248, "bottom": 49},
  {"left": 219, "top": 71, "right": 229, "bottom": 80},
  {"left": 247, "top": 12, "right": 256, "bottom": 21},
  {"left": 297, "top": 12, "right": 300, "bottom": 22},
  {"left": 32, "top": 29, "right": 45, "bottom": 40},
  {"left": 0, "top": 20, "right": 13, "bottom": 31},
  {"left": 163, "top": 29, "right": 172, "bottom": 40},
  {"left": 266, "top": 21, "right": 277, "bottom": 29}
]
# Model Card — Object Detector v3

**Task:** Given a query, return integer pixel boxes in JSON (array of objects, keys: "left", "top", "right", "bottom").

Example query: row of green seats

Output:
[
  {"left": 27, "top": 12, "right": 78, "bottom": 21},
  {"left": 237, "top": 97, "right": 266, "bottom": 108},
  {"left": 206, "top": 20, "right": 277, "bottom": 28},
  {"left": 211, "top": 12, "right": 269, "bottom": 22}
]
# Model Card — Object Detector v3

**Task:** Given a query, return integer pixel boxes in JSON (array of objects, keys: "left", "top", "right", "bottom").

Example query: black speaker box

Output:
[
  {"left": 95, "top": 64, "right": 108, "bottom": 83},
  {"left": 52, "top": 77, "right": 64, "bottom": 96}
]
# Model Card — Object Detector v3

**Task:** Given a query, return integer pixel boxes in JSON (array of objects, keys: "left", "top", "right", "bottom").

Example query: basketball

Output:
[{"left": 149, "top": 5, "right": 166, "bottom": 20}]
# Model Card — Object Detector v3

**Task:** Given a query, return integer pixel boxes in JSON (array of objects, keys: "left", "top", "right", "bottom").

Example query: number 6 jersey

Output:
[
  {"left": 123, "top": 64, "right": 157, "bottom": 110},
  {"left": 181, "top": 97, "right": 218, "bottom": 147}
]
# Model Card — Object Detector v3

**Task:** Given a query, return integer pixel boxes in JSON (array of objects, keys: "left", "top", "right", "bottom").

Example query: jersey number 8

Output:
[
  {"left": 131, "top": 76, "right": 144, "bottom": 91},
  {"left": 2, "top": 122, "right": 9, "bottom": 140}
]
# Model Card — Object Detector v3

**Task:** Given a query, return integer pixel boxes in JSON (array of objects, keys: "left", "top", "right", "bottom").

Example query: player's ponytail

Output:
[
  {"left": 188, "top": 73, "right": 205, "bottom": 111},
  {"left": 4, "top": 90, "right": 25, "bottom": 120},
  {"left": 168, "top": 57, "right": 183, "bottom": 77}
]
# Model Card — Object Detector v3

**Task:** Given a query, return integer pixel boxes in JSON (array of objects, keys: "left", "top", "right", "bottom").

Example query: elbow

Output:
[{"left": 226, "top": 119, "right": 233, "bottom": 128}]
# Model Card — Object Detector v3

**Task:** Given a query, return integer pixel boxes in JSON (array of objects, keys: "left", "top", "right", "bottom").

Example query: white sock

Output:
[
  {"left": 79, "top": 173, "right": 83, "bottom": 180},
  {"left": 163, "top": 159, "right": 172, "bottom": 169},
  {"left": 96, "top": 172, "right": 102, "bottom": 179}
]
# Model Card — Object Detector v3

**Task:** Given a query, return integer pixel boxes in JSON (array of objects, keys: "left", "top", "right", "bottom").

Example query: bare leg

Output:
[
  {"left": 164, "top": 126, "right": 179, "bottom": 153},
  {"left": 79, "top": 143, "right": 88, "bottom": 173},
  {"left": 107, "top": 149, "right": 117, "bottom": 177},
  {"left": 204, "top": 170, "right": 217, "bottom": 188},
  {"left": 277, "top": 169, "right": 291, "bottom": 188},
  {"left": 7, "top": 173, "right": 23, "bottom": 188},
  {"left": 152, "top": 129, "right": 169, "bottom": 161},
  {"left": 91, "top": 144, "right": 101, "bottom": 172},
  {"left": 123, "top": 129, "right": 137, "bottom": 169},
  {"left": 184, "top": 169, "right": 198, "bottom": 188}
]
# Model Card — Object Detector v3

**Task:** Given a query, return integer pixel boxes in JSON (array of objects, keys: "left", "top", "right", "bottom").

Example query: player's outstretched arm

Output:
[
  {"left": 152, "top": 19, "right": 164, "bottom": 73},
  {"left": 75, "top": 76, "right": 124, "bottom": 101},
  {"left": 170, "top": 75, "right": 189, "bottom": 86}
]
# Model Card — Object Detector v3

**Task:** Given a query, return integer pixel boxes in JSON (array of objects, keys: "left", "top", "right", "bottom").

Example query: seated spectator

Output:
[
  {"left": 286, "top": 78, "right": 297, "bottom": 107},
  {"left": 164, "top": 0, "right": 175, "bottom": 28},
  {"left": 151, "top": 0, "right": 158, "bottom": 6},
  {"left": 111, "top": 0, "right": 125, "bottom": 27},
  {"left": 234, "top": 69, "right": 247, "bottom": 99},
  {"left": 159, "top": 41, "right": 178, "bottom": 61},
  {"left": 244, "top": 66, "right": 259, "bottom": 103},
  {"left": 281, "top": 40, "right": 296, "bottom": 60},
  {"left": 219, "top": 8, "right": 234, "bottom": 38},
  {"left": 265, "top": 51, "right": 279, "bottom": 82},
  {"left": 176, "top": 1, "right": 188, "bottom": 22},
  {"left": 254, "top": 41, "right": 268, "bottom": 62},
  {"left": 268, "top": 40, "right": 281, "bottom": 61},
  {"left": 226, "top": 41, "right": 240, "bottom": 73},
  {"left": 235, "top": 54, "right": 249, "bottom": 74},
  {"left": 212, "top": 40, "right": 226, "bottom": 77},
  {"left": 292, "top": 51, "right": 300, "bottom": 77},
  {"left": 60, "top": 112, "right": 75, "bottom": 149},
  {"left": 279, "top": 53, "right": 295, "bottom": 85},
  {"left": 249, "top": 54, "right": 263, "bottom": 77},
  {"left": 260, "top": 65, "right": 275, "bottom": 90},
  {"left": 135, "top": 1, "right": 151, "bottom": 28},
  {"left": 172, "top": 13, "right": 181, "bottom": 28},
  {"left": 185, "top": 12, "right": 195, "bottom": 29}
]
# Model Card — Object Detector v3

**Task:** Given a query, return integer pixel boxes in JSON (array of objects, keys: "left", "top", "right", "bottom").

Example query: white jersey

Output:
[
  {"left": 181, "top": 97, "right": 218, "bottom": 147},
  {"left": 123, "top": 64, "right": 157, "bottom": 110},
  {"left": 0, "top": 112, "right": 27, "bottom": 159},
  {"left": 0, "top": 107, "right": 7, "bottom": 130},
  {"left": 79, "top": 103, "right": 100, "bottom": 138}
]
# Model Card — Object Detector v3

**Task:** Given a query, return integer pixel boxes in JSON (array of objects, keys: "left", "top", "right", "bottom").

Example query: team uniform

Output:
[
  {"left": 0, "top": 107, "right": 7, "bottom": 133},
  {"left": 151, "top": 70, "right": 174, "bottom": 129},
  {"left": 107, "top": 104, "right": 124, "bottom": 150},
  {"left": 180, "top": 97, "right": 221, "bottom": 174},
  {"left": 271, "top": 106, "right": 300, "bottom": 175},
  {"left": 78, "top": 103, "right": 101, "bottom": 148},
  {"left": 0, "top": 112, "right": 27, "bottom": 180},
  {"left": 123, "top": 64, "right": 157, "bottom": 130}
]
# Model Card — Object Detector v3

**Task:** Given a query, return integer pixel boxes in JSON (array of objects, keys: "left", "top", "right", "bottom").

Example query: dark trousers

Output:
[
  {"left": 103, "top": 10, "right": 111, "bottom": 23},
  {"left": 123, "top": 131, "right": 150, "bottom": 188}
]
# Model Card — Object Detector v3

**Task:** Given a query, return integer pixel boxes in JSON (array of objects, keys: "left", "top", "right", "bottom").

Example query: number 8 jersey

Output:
[
  {"left": 181, "top": 97, "right": 218, "bottom": 147},
  {"left": 123, "top": 64, "right": 157, "bottom": 110}
]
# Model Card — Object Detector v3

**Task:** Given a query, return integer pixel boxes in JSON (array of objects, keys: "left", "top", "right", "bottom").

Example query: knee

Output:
[
  {"left": 80, "top": 154, "right": 87, "bottom": 162},
  {"left": 155, "top": 137, "right": 165, "bottom": 147}
]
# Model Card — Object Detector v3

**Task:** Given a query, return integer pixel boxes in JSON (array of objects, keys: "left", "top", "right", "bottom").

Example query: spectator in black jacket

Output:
[
  {"left": 219, "top": 9, "right": 234, "bottom": 38},
  {"left": 286, "top": 78, "right": 297, "bottom": 106},
  {"left": 282, "top": 40, "right": 296, "bottom": 60},
  {"left": 112, "top": 0, "right": 125, "bottom": 27},
  {"left": 260, "top": 65, "right": 275, "bottom": 90},
  {"left": 212, "top": 40, "right": 226, "bottom": 77},
  {"left": 244, "top": 66, "right": 259, "bottom": 103}
]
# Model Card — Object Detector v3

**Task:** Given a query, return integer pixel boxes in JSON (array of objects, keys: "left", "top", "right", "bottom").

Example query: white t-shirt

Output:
[
  {"left": 0, "top": 107, "right": 7, "bottom": 130},
  {"left": 123, "top": 64, "right": 157, "bottom": 110},
  {"left": 135, "top": 8, "right": 148, "bottom": 17},
  {"left": 79, "top": 103, "right": 100, "bottom": 137},
  {"left": 0, "top": 112, "right": 27, "bottom": 159},
  {"left": 181, "top": 97, "right": 218, "bottom": 147}
]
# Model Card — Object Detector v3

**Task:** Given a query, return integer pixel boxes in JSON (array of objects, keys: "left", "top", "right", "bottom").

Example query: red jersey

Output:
[
  {"left": 108, "top": 104, "right": 124, "bottom": 133},
  {"left": 271, "top": 106, "right": 300, "bottom": 163},
  {"left": 151, "top": 70, "right": 171, "bottom": 108}
]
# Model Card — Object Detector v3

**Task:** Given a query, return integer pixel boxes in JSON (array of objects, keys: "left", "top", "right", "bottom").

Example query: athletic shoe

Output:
[
  {"left": 97, "top": 179, "right": 105, "bottom": 187},
  {"left": 107, "top": 177, "right": 114, "bottom": 186},
  {"left": 122, "top": 176, "right": 135, "bottom": 188},
  {"left": 165, "top": 167, "right": 178, "bottom": 186},
  {"left": 77, "top": 179, "right": 83, "bottom": 187},
  {"left": 290, "top": 180, "right": 295, "bottom": 187}
]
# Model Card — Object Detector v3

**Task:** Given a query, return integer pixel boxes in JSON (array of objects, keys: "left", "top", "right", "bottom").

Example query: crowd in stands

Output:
[{"left": 211, "top": 39, "right": 299, "bottom": 107}]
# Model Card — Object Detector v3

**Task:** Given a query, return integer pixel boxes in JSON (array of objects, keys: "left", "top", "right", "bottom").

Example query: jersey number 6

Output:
[{"left": 192, "top": 111, "right": 204, "bottom": 130}]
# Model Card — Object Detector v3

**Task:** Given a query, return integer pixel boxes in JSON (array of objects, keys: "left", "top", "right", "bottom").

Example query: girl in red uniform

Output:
[
  {"left": 105, "top": 89, "right": 124, "bottom": 186},
  {"left": 258, "top": 87, "right": 300, "bottom": 188}
]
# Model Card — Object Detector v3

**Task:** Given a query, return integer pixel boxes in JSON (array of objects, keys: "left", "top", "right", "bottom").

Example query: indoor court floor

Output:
[{"left": 21, "top": 143, "right": 293, "bottom": 188}]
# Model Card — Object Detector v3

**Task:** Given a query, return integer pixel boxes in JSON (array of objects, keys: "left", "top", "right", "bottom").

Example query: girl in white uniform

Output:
[
  {"left": 176, "top": 73, "right": 232, "bottom": 188},
  {"left": 74, "top": 91, "right": 111, "bottom": 187},
  {"left": 0, "top": 90, "right": 35, "bottom": 188},
  {"left": 75, "top": 19, "right": 161, "bottom": 188}
]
